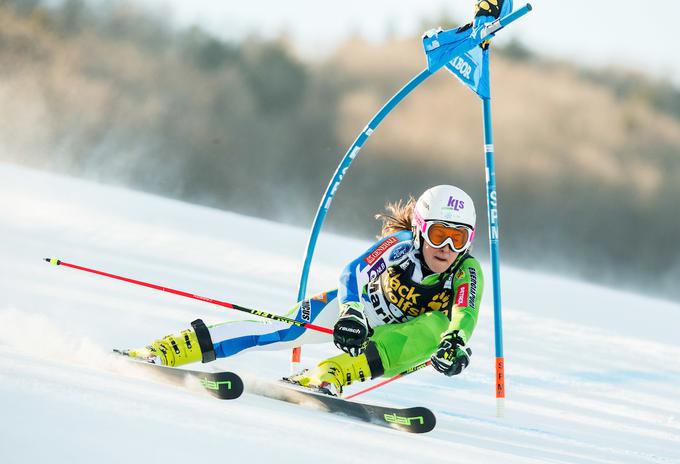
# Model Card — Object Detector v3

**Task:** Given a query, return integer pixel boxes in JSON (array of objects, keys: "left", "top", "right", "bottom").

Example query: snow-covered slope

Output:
[{"left": 1, "top": 163, "right": 679, "bottom": 464}]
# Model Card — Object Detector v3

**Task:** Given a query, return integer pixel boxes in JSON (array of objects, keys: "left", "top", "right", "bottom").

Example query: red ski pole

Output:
[
  {"left": 44, "top": 258, "right": 333, "bottom": 335},
  {"left": 344, "top": 360, "right": 432, "bottom": 400}
]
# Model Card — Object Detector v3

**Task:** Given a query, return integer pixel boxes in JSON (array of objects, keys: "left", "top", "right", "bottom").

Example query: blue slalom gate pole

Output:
[
  {"left": 476, "top": 3, "right": 532, "bottom": 417},
  {"left": 291, "top": 3, "right": 532, "bottom": 375},
  {"left": 290, "top": 68, "right": 433, "bottom": 368},
  {"left": 296, "top": 68, "right": 432, "bottom": 299},
  {"left": 481, "top": 70, "right": 505, "bottom": 417}
]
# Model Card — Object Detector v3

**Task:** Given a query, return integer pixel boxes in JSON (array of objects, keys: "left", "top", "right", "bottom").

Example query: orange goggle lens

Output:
[{"left": 425, "top": 222, "right": 471, "bottom": 251}]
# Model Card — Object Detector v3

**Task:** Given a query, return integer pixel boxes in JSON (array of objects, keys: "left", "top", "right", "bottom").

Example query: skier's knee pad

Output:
[{"left": 368, "top": 311, "right": 449, "bottom": 377}]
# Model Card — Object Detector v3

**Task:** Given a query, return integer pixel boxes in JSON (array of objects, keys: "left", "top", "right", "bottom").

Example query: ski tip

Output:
[
  {"left": 44, "top": 257, "right": 61, "bottom": 266},
  {"left": 112, "top": 348, "right": 130, "bottom": 357}
]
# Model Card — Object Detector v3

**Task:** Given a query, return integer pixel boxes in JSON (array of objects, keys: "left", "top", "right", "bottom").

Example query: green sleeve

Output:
[{"left": 447, "top": 257, "right": 484, "bottom": 344}]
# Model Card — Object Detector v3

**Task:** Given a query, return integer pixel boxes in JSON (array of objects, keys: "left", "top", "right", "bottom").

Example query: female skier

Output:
[{"left": 126, "top": 184, "right": 484, "bottom": 394}]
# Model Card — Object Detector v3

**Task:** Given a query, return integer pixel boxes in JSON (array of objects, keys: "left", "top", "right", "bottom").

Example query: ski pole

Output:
[
  {"left": 43, "top": 258, "right": 333, "bottom": 335},
  {"left": 343, "top": 360, "right": 432, "bottom": 400}
]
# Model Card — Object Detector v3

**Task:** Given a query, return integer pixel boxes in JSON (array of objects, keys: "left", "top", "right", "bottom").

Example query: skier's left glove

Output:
[
  {"left": 333, "top": 302, "right": 372, "bottom": 357},
  {"left": 431, "top": 330, "right": 472, "bottom": 376}
]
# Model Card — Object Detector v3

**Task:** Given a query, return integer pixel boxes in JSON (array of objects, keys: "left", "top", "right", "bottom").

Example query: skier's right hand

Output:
[{"left": 333, "top": 302, "right": 371, "bottom": 357}]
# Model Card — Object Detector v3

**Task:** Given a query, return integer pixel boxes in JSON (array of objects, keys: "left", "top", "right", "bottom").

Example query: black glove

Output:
[
  {"left": 333, "top": 302, "right": 371, "bottom": 357},
  {"left": 431, "top": 330, "right": 472, "bottom": 376}
]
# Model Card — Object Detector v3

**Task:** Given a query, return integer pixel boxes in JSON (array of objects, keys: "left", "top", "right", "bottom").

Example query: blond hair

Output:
[{"left": 375, "top": 196, "right": 416, "bottom": 238}]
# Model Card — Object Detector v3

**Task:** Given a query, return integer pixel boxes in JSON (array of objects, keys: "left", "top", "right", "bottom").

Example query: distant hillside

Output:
[
  {"left": 323, "top": 38, "right": 680, "bottom": 297},
  {"left": 1, "top": 1, "right": 679, "bottom": 301}
]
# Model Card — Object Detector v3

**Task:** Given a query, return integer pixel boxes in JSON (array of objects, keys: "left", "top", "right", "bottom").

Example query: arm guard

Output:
[{"left": 447, "top": 257, "right": 484, "bottom": 343}]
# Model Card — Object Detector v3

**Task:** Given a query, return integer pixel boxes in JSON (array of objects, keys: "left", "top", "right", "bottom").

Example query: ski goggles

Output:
[{"left": 421, "top": 221, "right": 474, "bottom": 252}]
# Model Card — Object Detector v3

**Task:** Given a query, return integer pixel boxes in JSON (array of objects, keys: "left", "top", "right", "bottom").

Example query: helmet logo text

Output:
[{"left": 447, "top": 197, "right": 465, "bottom": 211}]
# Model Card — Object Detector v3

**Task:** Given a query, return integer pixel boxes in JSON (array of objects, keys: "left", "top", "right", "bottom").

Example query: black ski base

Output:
[
  {"left": 113, "top": 349, "right": 243, "bottom": 400},
  {"left": 249, "top": 379, "right": 436, "bottom": 433}
]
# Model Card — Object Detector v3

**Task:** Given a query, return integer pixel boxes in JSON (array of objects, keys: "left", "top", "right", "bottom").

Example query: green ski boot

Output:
[{"left": 289, "top": 351, "right": 376, "bottom": 395}]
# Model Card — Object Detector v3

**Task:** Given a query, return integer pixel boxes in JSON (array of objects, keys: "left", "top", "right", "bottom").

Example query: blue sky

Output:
[{"left": 133, "top": 0, "right": 679, "bottom": 84}]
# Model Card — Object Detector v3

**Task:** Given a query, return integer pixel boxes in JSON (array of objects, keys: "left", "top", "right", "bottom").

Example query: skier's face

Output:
[{"left": 422, "top": 242, "right": 458, "bottom": 273}]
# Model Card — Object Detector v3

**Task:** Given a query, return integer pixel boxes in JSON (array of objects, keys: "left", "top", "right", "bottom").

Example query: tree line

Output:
[{"left": 2, "top": 0, "right": 679, "bottom": 301}]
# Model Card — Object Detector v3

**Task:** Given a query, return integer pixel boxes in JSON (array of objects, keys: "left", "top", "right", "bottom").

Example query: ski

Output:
[
  {"left": 113, "top": 349, "right": 243, "bottom": 400},
  {"left": 112, "top": 350, "right": 434, "bottom": 432},
  {"left": 246, "top": 380, "right": 436, "bottom": 433}
]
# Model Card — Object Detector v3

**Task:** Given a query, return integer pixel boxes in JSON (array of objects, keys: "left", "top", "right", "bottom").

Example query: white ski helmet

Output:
[{"left": 412, "top": 185, "right": 476, "bottom": 252}]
